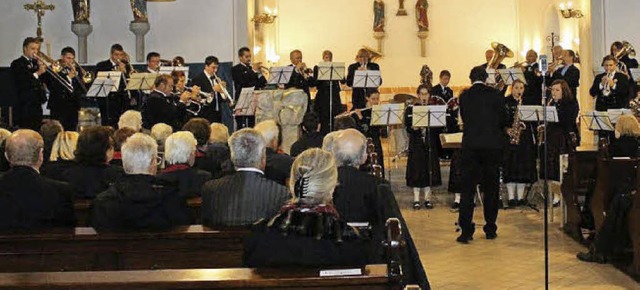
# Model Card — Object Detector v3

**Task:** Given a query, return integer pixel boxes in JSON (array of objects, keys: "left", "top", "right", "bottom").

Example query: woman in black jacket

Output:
[{"left": 609, "top": 114, "right": 640, "bottom": 157}]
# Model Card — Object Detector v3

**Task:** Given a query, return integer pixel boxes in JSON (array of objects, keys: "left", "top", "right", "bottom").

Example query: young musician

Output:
[
  {"left": 430, "top": 70, "right": 454, "bottom": 159},
  {"left": 231, "top": 47, "right": 267, "bottom": 129},
  {"left": 353, "top": 90, "right": 384, "bottom": 177},
  {"left": 313, "top": 50, "right": 345, "bottom": 135},
  {"left": 95, "top": 44, "right": 132, "bottom": 127},
  {"left": 503, "top": 79, "right": 537, "bottom": 207},
  {"left": 405, "top": 85, "right": 442, "bottom": 209},
  {"left": 285, "top": 49, "right": 314, "bottom": 108},
  {"left": 146, "top": 52, "right": 161, "bottom": 73},
  {"left": 143, "top": 75, "right": 191, "bottom": 131},
  {"left": 522, "top": 49, "right": 543, "bottom": 105},
  {"left": 9, "top": 37, "right": 47, "bottom": 130},
  {"left": 549, "top": 49, "right": 580, "bottom": 101},
  {"left": 46, "top": 47, "right": 82, "bottom": 131},
  {"left": 590, "top": 55, "right": 630, "bottom": 112},
  {"left": 346, "top": 49, "right": 381, "bottom": 110},
  {"left": 190, "top": 56, "right": 227, "bottom": 123},
  {"left": 540, "top": 80, "right": 579, "bottom": 206},
  {"left": 610, "top": 41, "right": 639, "bottom": 76}
]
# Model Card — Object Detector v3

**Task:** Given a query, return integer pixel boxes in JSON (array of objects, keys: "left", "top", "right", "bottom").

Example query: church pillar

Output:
[
  {"left": 129, "top": 21, "right": 150, "bottom": 63},
  {"left": 71, "top": 22, "right": 93, "bottom": 64}
]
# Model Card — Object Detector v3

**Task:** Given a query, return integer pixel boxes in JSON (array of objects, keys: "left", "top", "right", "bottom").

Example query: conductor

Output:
[{"left": 457, "top": 66, "right": 507, "bottom": 244}]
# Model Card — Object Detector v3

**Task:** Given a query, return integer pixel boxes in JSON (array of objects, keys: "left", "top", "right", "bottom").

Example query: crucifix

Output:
[{"left": 24, "top": 0, "right": 55, "bottom": 40}]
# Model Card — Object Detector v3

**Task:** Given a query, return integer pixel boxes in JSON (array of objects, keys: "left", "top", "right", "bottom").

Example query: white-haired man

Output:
[
  {"left": 157, "top": 131, "right": 212, "bottom": 198},
  {"left": 0, "top": 129, "right": 75, "bottom": 229},
  {"left": 91, "top": 133, "right": 190, "bottom": 231},
  {"left": 254, "top": 120, "right": 293, "bottom": 185},
  {"left": 201, "top": 128, "right": 289, "bottom": 227},
  {"left": 118, "top": 110, "right": 143, "bottom": 132}
]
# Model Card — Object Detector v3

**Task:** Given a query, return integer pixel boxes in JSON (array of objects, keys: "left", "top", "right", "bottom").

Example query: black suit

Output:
[
  {"left": 44, "top": 67, "right": 82, "bottom": 131},
  {"left": 190, "top": 72, "right": 224, "bottom": 123},
  {"left": 523, "top": 63, "right": 543, "bottom": 105},
  {"left": 143, "top": 90, "right": 187, "bottom": 131},
  {"left": 589, "top": 72, "right": 630, "bottom": 111},
  {"left": 95, "top": 59, "right": 132, "bottom": 127},
  {"left": 609, "top": 135, "right": 639, "bottom": 158},
  {"left": 285, "top": 64, "right": 314, "bottom": 109},
  {"left": 10, "top": 56, "right": 47, "bottom": 130},
  {"left": 0, "top": 166, "right": 75, "bottom": 230},
  {"left": 346, "top": 62, "right": 381, "bottom": 109},
  {"left": 232, "top": 63, "right": 266, "bottom": 129},
  {"left": 458, "top": 83, "right": 507, "bottom": 236},
  {"left": 264, "top": 148, "right": 293, "bottom": 185},
  {"left": 157, "top": 165, "right": 212, "bottom": 198},
  {"left": 549, "top": 64, "right": 580, "bottom": 99},
  {"left": 62, "top": 163, "right": 124, "bottom": 199},
  {"left": 201, "top": 170, "right": 289, "bottom": 227}
]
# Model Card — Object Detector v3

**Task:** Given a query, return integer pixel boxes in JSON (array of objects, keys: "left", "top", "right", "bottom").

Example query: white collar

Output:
[
  {"left": 110, "top": 59, "right": 117, "bottom": 67},
  {"left": 23, "top": 55, "right": 32, "bottom": 61},
  {"left": 472, "top": 81, "right": 485, "bottom": 85},
  {"left": 153, "top": 89, "right": 167, "bottom": 97},
  {"left": 439, "top": 83, "right": 447, "bottom": 90},
  {"left": 148, "top": 67, "right": 158, "bottom": 73},
  {"left": 204, "top": 70, "right": 213, "bottom": 79},
  {"left": 236, "top": 167, "right": 265, "bottom": 175}
]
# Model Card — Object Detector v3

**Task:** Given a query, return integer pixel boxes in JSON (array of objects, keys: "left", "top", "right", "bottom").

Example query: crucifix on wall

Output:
[{"left": 24, "top": 0, "right": 55, "bottom": 40}]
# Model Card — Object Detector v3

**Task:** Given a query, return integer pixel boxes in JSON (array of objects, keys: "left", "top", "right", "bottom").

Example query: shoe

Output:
[
  {"left": 517, "top": 199, "right": 527, "bottom": 207},
  {"left": 486, "top": 232, "right": 498, "bottom": 240},
  {"left": 451, "top": 202, "right": 460, "bottom": 210},
  {"left": 424, "top": 200, "right": 434, "bottom": 209},
  {"left": 507, "top": 199, "right": 517, "bottom": 208},
  {"left": 456, "top": 234, "right": 473, "bottom": 244},
  {"left": 576, "top": 251, "right": 606, "bottom": 264},
  {"left": 553, "top": 200, "right": 561, "bottom": 207},
  {"left": 413, "top": 201, "right": 421, "bottom": 210}
]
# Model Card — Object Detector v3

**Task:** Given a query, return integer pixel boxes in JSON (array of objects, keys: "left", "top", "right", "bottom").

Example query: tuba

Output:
[
  {"left": 615, "top": 41, "right": 636, "bottom": 74},
  {"left": 361, "top": 46, "right": 383, "bottom": 62},
  {"left": 488, "top": 42, "right": 514, "bottom": 69}
]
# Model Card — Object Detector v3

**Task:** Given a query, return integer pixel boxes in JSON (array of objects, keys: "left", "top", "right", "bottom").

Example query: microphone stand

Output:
[{"left": 541, "top": 68, "right": 550, "bottom": 290}]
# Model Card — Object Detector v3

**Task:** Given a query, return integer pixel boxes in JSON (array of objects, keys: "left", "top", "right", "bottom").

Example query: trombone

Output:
[
  {"left": 73, "top": 59, "right": 94, "bottom": 84},
  {"left": 33, "top": 51, "right": 74, "bottom": 93}
]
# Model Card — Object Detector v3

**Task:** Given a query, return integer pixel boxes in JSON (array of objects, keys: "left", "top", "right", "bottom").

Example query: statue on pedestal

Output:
[
  {"left": 415, "top": 0, "right": 429, "bottom": 31},
  {"left": 373, "top": 0, "right": 385, "bottom": 32},
  {"left": 71, "top": 0, "right": 90, "bottom": 24},
  {"left": 130, "top": 0, "right": 148, "bottom": 22}
]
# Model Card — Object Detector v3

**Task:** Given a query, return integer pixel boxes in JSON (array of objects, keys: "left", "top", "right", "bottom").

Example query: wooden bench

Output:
[
  {"left": 561, "top": 144, "right": 598, "bottom": 242},
  {"left": 591, "top": 158, "right": 640, "bottom": 232},
  {"left": 628, "top": 183, "right": 640, "bottom": 278},
  {"left": 0, "top": 225, "right": 248, "bottom": 272},
  {"left": 74, "top": 196, "right": 203, "bottom": 226}
]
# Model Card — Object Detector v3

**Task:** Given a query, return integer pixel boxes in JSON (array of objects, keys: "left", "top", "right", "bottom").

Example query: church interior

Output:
[{"left": 0, "top": 0, "right": 639, "bottom": 289}]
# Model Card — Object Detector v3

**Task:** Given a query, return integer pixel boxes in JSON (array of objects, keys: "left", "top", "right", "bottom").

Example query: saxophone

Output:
[{"left": 506, "top": 98, "right": 526, "bottom": 145}]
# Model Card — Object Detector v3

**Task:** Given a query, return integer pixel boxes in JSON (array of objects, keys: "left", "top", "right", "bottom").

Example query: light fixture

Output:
[
  {"left": 252, "top": 6, "right": 278, "bottom": 24},
  {"left": 559, "top": 2, "right": 583, "bottom": 18}
]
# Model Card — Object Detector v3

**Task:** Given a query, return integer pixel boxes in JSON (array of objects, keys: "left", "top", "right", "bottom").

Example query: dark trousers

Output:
[
  {"left": 235, "top": 116, "right": 255, "bottom": 130},
  {"left": 458, "top": 148, "right": 502, "bottom": 236},
  {"left": 593, "top": 192, "right": 634, "bottom": 256},
  {"left": 14, "top": 104, "right": 43, "bottom": 131}
]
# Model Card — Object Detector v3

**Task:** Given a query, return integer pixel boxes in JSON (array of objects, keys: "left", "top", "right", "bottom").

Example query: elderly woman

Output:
[
  {"left": 41, "top": 131, "right": 79, "bottom": 180},
  {"left": 609, "top": 114, "right": 640, "bottom": 157},
  {"left": 0, "top": 128, "right": 13, "bottom": 172},
  {"left": 151, "top": 123, "right": 173, "bottom": 153},
  {"left": 91, "top": 133, "right": 191, "bottom": 231},
  {"left": 157, "top": 131, "right": 212, "bottom": 198},
  {"left": 62, "top": 126, "right": 124, "bottom": 199},
  {"left": 207, "top": 122, "right": 232, "bottom": 178},
  {"left": 118, "top": 110, "right": 143, "bottom": 132},
  {"left": 110, "top": 127, "right": 136, "bottom": 167},
  {"left": 243, "top": 148, "right": 371, "bottom": 267}
]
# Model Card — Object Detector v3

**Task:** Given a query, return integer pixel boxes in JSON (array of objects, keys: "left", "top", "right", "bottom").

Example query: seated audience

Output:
[
  {"left": 62, "top": 126, "right": 124, "bottom": 199},
  {"left": 609, "top": 114, "right": 640, "bottom": 157},
  {"left": 41, "top": 131, "right": 79, "bottom": 180},
  {"left": 0, "top": 130, "right": 75, "bottom": 229},
  {"left": 182, "top": 118, "right": 218, "bottom": 175},
  {"left": 254, "top": 120, "right": 293, "bottom": 185},
  {"left": 206, "top": 122, "right": 233, "bottom": 178},
  {"left": 290, "top": 112, "right": 323, "bottom": 157},
  {"left": 157, "top": 131, "right": 211, "bottom": 198},
  {"left": 40, "top": 119, "right": 63, "bottom": 163},
  {"left": 151, "top": 123, "right": 173, "bottom": 152},
  {"left": 243, "top": 148, "right": 371, "bottom": 267},
  {"left": 334, "top": 115, "right": 357, "bottom": 130},
  {"left": 201, "top": 128, "right": 289, "bottom": 227},
  {"left": 321, "top": 130, "right": 341, "bottom": 152},
  {"left": 110, "top": 127, "right": 136, "bottom": 167},
  {"left": 0, "top": 128, "right": 14, "bottom": 172},
  {"left": 92, "top": 133, "right": 191, "bottom": 231},
  {"left": 118, "top": 110, "right": 143, "bottom": 132}
]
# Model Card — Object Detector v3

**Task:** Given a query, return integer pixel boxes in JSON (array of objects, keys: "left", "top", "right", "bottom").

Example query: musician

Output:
[
  {"left": 610, "top": 41, "right": 639, "bottom": 77},
  {"left": 313, "top": 50, "right": 345, "bottom": 135},
  {"left": 95, "top": 44, "right": 132, "bottom": 127},
  {"left": 522, "top": 49, "right": 543, "bottom": 105},
  {"left": 480, "top": 49, "right": 507, "bottom": 70},
  {"left": 9, "top": 37, "right": 47, "bottom": 130},
  {"left": 590, "top": 55, "right": 630, "bottom": 112},
  {"left": 285, "top": 49, "right": 314, "bottom": 108},
  {"left": 190, "top": 56, "right": 226, "bottom": 123},
  {"left": 347, "top": 49, "right": 382, "bottom": 110},
  {"left": 46, "top": 47, "right": 82, "bottom": 131},
  {"left": 146, "top": 52, "right": 161, "bottom": 73},
  {"left": 232, "top": 47, "right": 267, "bottom": 129},
  {"left": 609, "top": 114, "right": 640, "bottom": 158},
  {"left": 405, "top": 85, "right": 442, "bottom": 210},
  {"left": 549, "top": 45, "right": 565, "bottom": 74},
  {"left": 549, "top": 49, "right": 580, "bottom": 100},
  {"left": 540, "top": 80, "right": 579, "bottom": 206},
  {"left": 353, "top": 90, "right": 384, "bottom": 177},
  {"left": 503, "top": 79, "right": 537, "bottom": 207},
  {"left": 457, "top": 66, "right": 507, "bottom": 243},
  {"left": 430, "top": 70, "right": 455, "bottom": 159},
  {"left": 143, "top": 75, "right": 191, "bottom": 131}
]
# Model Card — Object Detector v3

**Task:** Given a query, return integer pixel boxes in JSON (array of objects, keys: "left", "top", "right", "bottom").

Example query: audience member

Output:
[
  {"left": 110, "top": 127, "right": 136, "bottom": 167},
  {"left": 118, "top": 110, "right": 143, "bottom": 132},
  {"left": 0, "top": 128, "right": 13, "bottom": 172},
  {"left": 290, "top": 112, "right": 323, "bottom": 157},
  {"left": 0, "top": 129, "right": 75, "bottom": 229},
  {"left": 157, "top": 131, "right": 212, "bottom": 198},
  {"left": 201, "top": 128, "right": 289, "bottom": 227},
  {"left": 206, "top": 122, "right": 233, "bottom": 178},
  {"left": 41, "top": 131, "right": 79, "bottom": 180},
  {"left": 39, "top": 119, "right": 63, "bottom": 163},
  {"left": 254, "top": 120, "right": 293, "bottom": 185},
  {"left": 321, "top": 130, "right": 341, "bottom": 152},
  {"left": 334, "top": 115, "right": 357, "bottom": 130},
  {"left": 182, "top": 118, "right": 218, "bottom": 175},
  {"left": 92, "top": 133, "right": 191, "bottom": 231},
  {"left": 151, "top": 123, "right": 173, "bottom": 152},
  {"left": 609, "top": 114, "right": 640, "bottom": 157}
]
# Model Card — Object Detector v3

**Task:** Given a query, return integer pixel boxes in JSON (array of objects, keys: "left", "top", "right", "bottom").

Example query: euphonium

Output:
[
  {"left": 506, "top": 98, "right": 526, "bottom": 145},
  {"left": 488, "top": 42, "right": 514, "bottom": 69}
]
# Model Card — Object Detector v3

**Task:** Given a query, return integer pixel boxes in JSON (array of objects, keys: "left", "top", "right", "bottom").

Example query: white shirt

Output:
[
  {"left": 236, "top": 167, "right": 265, "bottom": 175},
  {"left": 24, "top": 55, "right": 39, "bottom": 80}
]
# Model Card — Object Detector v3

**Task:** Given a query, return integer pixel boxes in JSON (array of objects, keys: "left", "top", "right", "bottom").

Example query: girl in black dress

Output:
[
  {"left": 503, "top": 79, "right": 537, "bottom": 207},
  {"left": 353, "top": 90, "right": 384, "bottom": 176},
  {"left": 312, "top": 50, "right": 344, "bottom": 135},
  {"left": 405, "top": 86, "right": 442, "bottom": 209}
]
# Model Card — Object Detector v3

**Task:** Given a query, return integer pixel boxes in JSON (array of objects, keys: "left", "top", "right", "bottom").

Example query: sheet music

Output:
[
  {"left": 267, "top": 66, "right": 294, "bottom": 85},
  {"left": 582, "top": 111, "right": 614, "bottom": 131},
  {"left": 86, "top": 78, "right": 115, "bottom": 98},
  {"left": 497, "top": 68, "right": 527, "bottom": 85},
  {"left": 96, "top": 71, "right": 122, "bottom": 92},
  {"left": 316, "top": 62, "right": 345, "bottom": 81},
  {"left": 126, "top": 73, "right": 159, "bottom": 91},
  {"left": 518, "top": 105, "right": 558, "bottom": 122},
  {"left": 630, "top": 68, "right": 640, "bottom": 82},
  {"left": 353, "top": 70, "right": 381, "bottom": 88},
  {"left": 234, "top": 87, "right": 256, "bottom": 116},
  {"left": 371, "top": 103, "right": 404, "bottom": 126},
  {"left": 412, "top": 105, "right": 447, "bottom": 127},
  {"left": 607, "top": 108, "right": 632, "bottom": 124}
]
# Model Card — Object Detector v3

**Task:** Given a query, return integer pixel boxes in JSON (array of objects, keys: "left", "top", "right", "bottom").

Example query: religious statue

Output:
[
  {"left": 396, "top": 0, "right": 408, "bottom": 16},
  {"left": 419, "top": 65, "right": 433, "bottom": 89},
  {"left": 130, "top": 0, "right": 148, "bottom": 22},
  {"left": 71, "top": 0, "right": 90, "bottom": 24},
  {"left": 373, "top": 0, "right": 385, "bottom": 32},
  {"left": 415, "top": 0, "right": 429, "bottom": 31}
]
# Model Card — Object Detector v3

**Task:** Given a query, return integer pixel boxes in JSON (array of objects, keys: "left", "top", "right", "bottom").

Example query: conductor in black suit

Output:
[
  {"left": 190, "top": 56, "right": 227, "bottom": 123},
  {"left": 346, "top": 49, "right": 381, "bottom": 110},
  {"left": 143, "top": 75, "right": 191, "bottom": 131},
  {"left": 201, "top": 128, "right": 289, "bottom": 227},
  {"left": 457, "top": 66, "right": 508, "bottom": 243},
  {"left": 95, "top": 44, "right": 132, "bottom": 127},
  {"left": 232, "top": 47, "right": 267, "bottom": 129},
  {"left": 9, "top": 37, "right": 47, "bottom": 130}
]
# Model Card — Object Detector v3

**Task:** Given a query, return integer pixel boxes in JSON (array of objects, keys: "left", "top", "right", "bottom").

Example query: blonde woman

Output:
[
  {"left": 207, "top": 122, "right": 232, "bottom": 178},
  {"left": 243, "top": 148, "right": 371, "bottom": 267},
  {"left": 609, "top": 114, "right": 640, "bottom": 157},
  {"left": 41, "top": 131, "right": 79, "bottom": 180}
]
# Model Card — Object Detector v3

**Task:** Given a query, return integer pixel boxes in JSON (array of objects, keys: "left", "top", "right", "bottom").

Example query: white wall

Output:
[
  {"left": 603, "top": 0, "right": 640, "bottom": 54},
  {"left": 0, "top": 0, "right": 245, "bottom": 65}
]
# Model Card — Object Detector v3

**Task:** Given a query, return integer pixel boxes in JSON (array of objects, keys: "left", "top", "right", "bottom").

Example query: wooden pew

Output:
[
  {"left": 0, "top": 265, "right": 396, "bottom": 290},
  {"left": 73, "top": 196, "right": 203, "bottom": 226},
  {"left": 561, "top": 144, "right": 598, "bottom": 242},
  {"left": 628, "top": 181, "right": 640, "bottom": 278},
  {"left": 0, "top": 225, "right": 248, "bottom": 272},
  {"left": 591, "top": 158, "right": 640, "bottom": 232}
]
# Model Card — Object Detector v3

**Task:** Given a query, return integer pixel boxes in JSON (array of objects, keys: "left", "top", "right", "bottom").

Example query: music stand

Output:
[
  {"left": 353, "top": 70, "right": 382, "bottom": 88},
  {"left": 372, "top": 103, "right": 404, "bottom": 126},
  {"left": 630, "top": 68, "right": 640, "bottom": 82},
  {"left": 268, "top": 66, "right": 294, "bottom": 85},
  {"left": 581, "top": 111, "right": 614, "bottom": 132},
  {"left": 412, "top": 105, "right": 447, "bottom": 189},
  {"left": 497, "top": 68, "right": 527, "bottom": 85},
  {"left": 607, "top": 108, "right": 632, "bottom": 124},
  {"left": 317, "top": 62, "right": 345, "bottom": 131},
  {"left": 96, "top": 71, "right": 122, "bottom": 92},
  {"left": 126, "top": 73, "right": 158, "bottom": 92},
  {"left": 87, "top": 77, "right": 115, "bottom": 126},
  {"left": 485, "top": 68, "right": 498, "bottom": 86}
]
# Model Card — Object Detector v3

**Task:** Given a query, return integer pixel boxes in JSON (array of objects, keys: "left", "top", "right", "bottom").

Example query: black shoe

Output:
[
  {"left": 517, "top": 199, "right": 527, "bottom": 207},
  {"left": 577, "top": 251, "right": 606, "bottom": 264},
  {"left": 424, "top": 200, "right": 434, "bottom": 209},
  {"left": 507, "top": 199, "right": 517, "bottom": 208},
  {"left": 456, "top": 234, "right": 473, "bottom": 244},
  {"left": 413, "top": 201, "right": 421, "bottom": 210},
  {"left": 486, "top": 232, "right": 498, "bottom": 240},
  {"left": 451, "top": 202, "right": 460, "bottom": 210}
]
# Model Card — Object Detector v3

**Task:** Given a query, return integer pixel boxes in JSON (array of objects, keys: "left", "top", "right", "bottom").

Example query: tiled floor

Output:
[{"left": 382, "top": 144, "right": 639, "bottom": 289}]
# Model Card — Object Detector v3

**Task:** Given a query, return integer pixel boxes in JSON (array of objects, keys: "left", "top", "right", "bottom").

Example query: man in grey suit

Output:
[{"left": 201, "top": 128, "right": 290, "bottom": 227}]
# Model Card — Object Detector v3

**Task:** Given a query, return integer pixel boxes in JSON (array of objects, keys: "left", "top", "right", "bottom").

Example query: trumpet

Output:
[
  {"left": 115, "top": 52, "right": 136, "bottom": 75},
  {"left": 184, "top": 86, "right": 213, "bottom": 104},
  {"left": 213, "top": 73, "right": 234, "bottom": 106},
  {"left": 33, "top": 51, "right": 74, "bottom": 93},
  {"left": 296, "top": 62, "right": 313, "bottom": 78}
]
